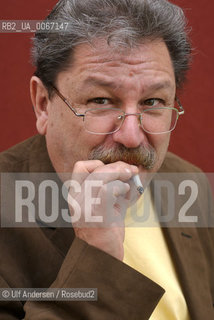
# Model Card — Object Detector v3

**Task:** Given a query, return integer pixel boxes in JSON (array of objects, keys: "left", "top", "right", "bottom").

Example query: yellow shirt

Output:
[{"left": 123, "top": 189, "right": 191, "bottom": 320}]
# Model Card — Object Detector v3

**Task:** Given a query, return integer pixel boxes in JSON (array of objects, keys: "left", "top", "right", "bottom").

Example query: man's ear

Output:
[{"left": 30, "top": 76, "right": 50, "bottom": 135}]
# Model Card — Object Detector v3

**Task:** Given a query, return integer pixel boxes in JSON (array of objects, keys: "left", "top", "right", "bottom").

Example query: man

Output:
[{"left": 0, "top": 0, "right": 213, "bottom": 319}]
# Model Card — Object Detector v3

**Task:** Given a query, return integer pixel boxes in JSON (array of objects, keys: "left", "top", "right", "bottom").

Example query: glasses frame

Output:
[{"left": 51, "top": 85, "right": 185, "bottom": 135}]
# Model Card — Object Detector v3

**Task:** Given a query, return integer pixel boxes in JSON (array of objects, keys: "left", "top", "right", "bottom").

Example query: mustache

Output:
[{"left": 88, "top": 143, "right": 157, "bottom": 169}]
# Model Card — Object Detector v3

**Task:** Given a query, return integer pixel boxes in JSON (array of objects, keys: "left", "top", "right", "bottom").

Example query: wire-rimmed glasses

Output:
[{"left": 52, "top": 86, "right": 184, "bottom": 135}]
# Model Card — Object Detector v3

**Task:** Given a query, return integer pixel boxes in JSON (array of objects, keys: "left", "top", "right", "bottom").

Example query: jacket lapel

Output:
[{"left": 151, "top": 170, "right": 214, "bottom": 319}]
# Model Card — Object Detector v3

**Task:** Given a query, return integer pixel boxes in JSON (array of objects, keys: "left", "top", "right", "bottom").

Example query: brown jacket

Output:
[{"left": 0, "top": 135, "right": 213, "bottom": 319}]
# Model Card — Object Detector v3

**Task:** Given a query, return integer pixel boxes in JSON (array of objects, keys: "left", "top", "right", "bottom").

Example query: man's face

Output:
[{"left": 43, "top": 39, "right": 176, "bottom": 174}]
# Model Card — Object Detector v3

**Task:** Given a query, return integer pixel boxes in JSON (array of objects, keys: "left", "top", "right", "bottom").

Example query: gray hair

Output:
[{"left": 32, "top": 0, "right": 191, "bottom": 94}]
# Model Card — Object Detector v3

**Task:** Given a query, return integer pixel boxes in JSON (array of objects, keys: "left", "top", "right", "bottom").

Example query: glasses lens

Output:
[
  {"left": 141, "top": 108, "right": 178, "bottom": 134},
  {"left": 84, "top": 108, "right": 124, "bottom": 134}
]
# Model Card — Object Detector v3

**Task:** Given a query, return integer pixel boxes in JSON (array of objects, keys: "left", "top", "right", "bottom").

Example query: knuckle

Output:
[
  {"left": 73, "top": 160, "right": 84, "bottom": 170},
  {"left": 93, "top": 160, "right": 104, "bottom": 167}
]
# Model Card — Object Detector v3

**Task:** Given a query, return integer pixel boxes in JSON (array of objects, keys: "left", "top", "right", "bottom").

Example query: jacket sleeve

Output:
[{"left": 22, "top": 237, "right": 164, "bottom": 320}]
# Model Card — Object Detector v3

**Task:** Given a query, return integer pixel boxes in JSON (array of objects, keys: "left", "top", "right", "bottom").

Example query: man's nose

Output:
[{"left": 112, "top": 113, "right": 146, "bottom": 148}]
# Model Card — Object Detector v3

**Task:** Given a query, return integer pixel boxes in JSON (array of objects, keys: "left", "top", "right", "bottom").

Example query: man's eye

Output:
[
  {"left": 144, "top": 98, "right": 163, "bottom": 107},
  {"left": 90, "top": 98, "right": 110, "bottom": 105}
]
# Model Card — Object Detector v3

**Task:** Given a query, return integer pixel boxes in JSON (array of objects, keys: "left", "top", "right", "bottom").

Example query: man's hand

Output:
[{"left": 68, "top": 160, "right": 139, "bottom": 261}]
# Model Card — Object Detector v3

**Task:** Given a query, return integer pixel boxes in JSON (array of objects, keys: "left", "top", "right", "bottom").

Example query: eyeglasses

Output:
[{"left": 52, "top": 86, "right": 184, "bottom": 135}]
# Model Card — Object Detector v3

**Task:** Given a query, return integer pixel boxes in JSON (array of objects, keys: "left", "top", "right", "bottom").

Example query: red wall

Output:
[{"left": 0, "top": 0, "right": 213, "bottom": 172}]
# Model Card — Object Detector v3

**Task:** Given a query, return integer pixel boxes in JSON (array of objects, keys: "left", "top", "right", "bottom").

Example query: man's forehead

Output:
[
  {"left": 72, "top": 38, "right": 171, "bottom": 65},
  {"left": 57, "top": 38, "right": 175, "bottom": 91}
]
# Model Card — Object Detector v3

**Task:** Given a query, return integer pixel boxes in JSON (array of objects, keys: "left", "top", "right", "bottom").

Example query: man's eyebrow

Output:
[
  {"left": 147, "top": 81, "right": 174, "bottom": 91},
  {"left": 82, "top": 77, "right": 119, "bottom": 89}
]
